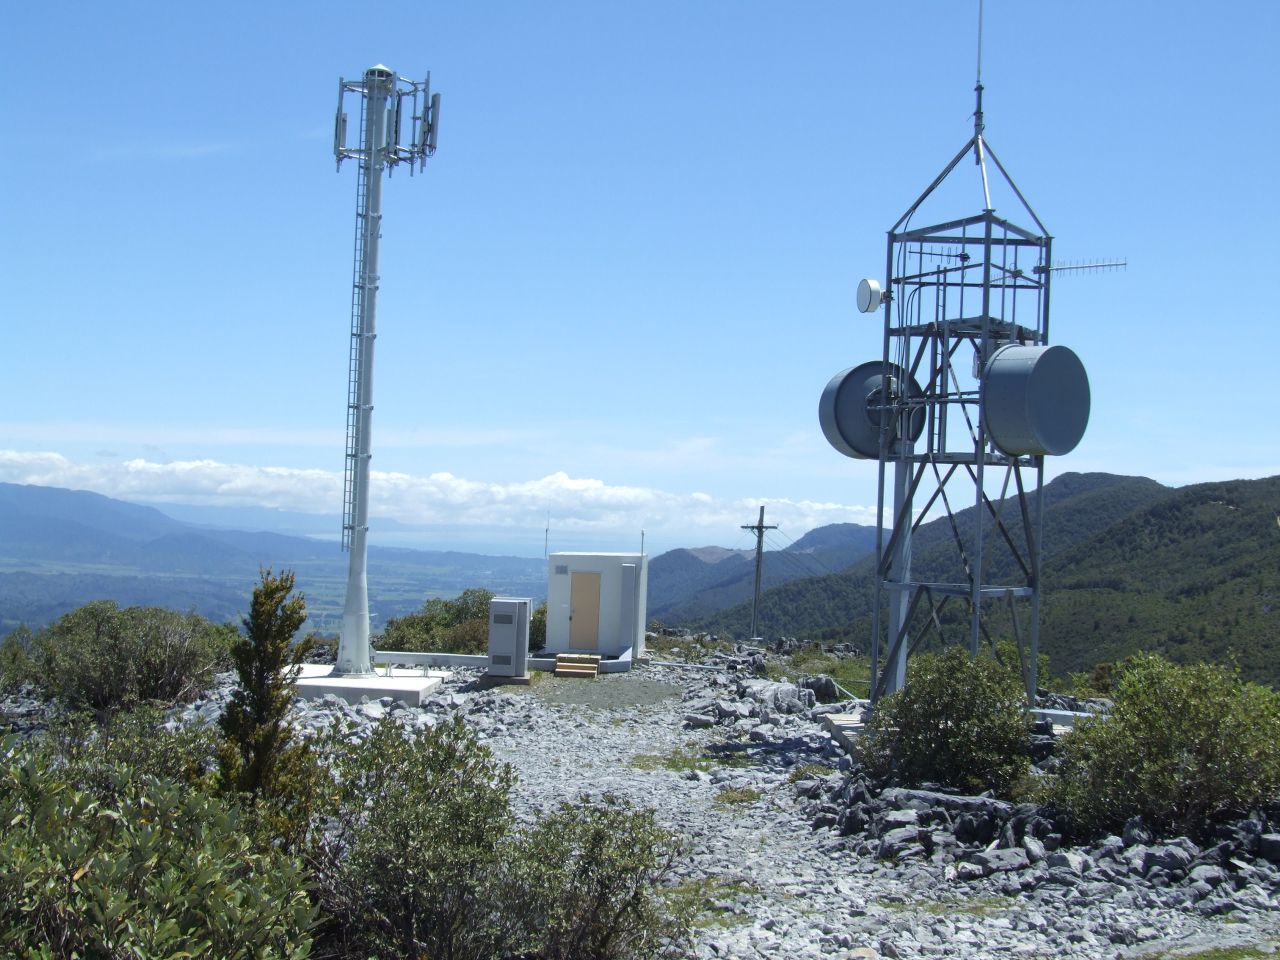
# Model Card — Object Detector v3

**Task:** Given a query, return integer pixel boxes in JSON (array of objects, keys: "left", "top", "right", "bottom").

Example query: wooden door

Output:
[{"left": 569, "top": 571, "right": 601, "bottom": 650}]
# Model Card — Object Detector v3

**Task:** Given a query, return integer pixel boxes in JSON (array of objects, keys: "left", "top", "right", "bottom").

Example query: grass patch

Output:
[
  {"left": 878, "top": 895, "right": 1013, "bottom": 917},
  {"left": 713, "top": 787, "right": 762, "bottom": 807},
  {"left": 787, "top": 762, "right": 834, "bottom": 783},
  {"left": 645, "top": 633, "right": 733, "bottom": 664},
  {"left": 765, "top": 644, "right": 871, "bottom": 700},
  {"left": 630, "top": 745, "right": 751, "bottom": 774},
  {"left": 665, "top": 877, "right": 759, "bottom": 929}
]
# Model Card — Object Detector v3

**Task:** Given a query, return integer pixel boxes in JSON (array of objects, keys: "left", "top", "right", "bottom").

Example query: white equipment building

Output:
[{"left": 545, "top": 553, "right": 648, "bottom": 660}]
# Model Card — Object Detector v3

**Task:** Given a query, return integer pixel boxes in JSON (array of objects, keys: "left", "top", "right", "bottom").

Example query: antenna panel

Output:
[
  {"left": 427, "top": 93, "right": 441, "bottom": 152},
  {"left": 982, "top": 344, "right": 1090, "bottom": 456}
]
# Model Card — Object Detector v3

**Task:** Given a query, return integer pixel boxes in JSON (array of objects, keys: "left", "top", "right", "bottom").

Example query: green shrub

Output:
[
  {"left": 379, "top": 587, "right": 494, "bottom": 654},
  {"left": 0, "top": 735, "right": 315, "bottom": 959},
  {"left": 316, "top": 715, "right": 516, "bottom": 960},
  {"left": 30, "top": 601, "right": 233, "bottom": 713},
  {"left": 1045, "top": 655, "right": 1280, "bottom": 838},
  {"left": 530, "top": 600, "right": 548, "bottom": 652},
  {"left": 858, "top": 646, "right": 1031, "bottom": 795},
  {"left": 0, "top": 626, "right": 35, "bottom": 691},
  {"left": 506, "top": 794, "right": 693, "bottom": 960},
  {"left": 39, "top": 706, "right": 218, "bottom": 797}
]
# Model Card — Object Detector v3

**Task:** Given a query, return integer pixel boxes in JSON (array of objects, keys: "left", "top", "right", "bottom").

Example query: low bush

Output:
[
  {"left": 311, "top": 716, "right": 692, "bottom": 960},
  {"left": 858, "top": 646, "right": 1031, "bottom": 795},
  {"left": 0, "top": 626, "right": 34, "bottom": 690},
  {"left": 39, "top": 706, "right": 218, "bottom": 797},
  {"left": 29, "top": 601, "right": 234, "bottom": 713},
  {"left": 507, "top": 794, "right": 693, "bottom": 960},
  {"left": 0, "top": 735, "right": 315, "bottom": 959},
  {"left": 1045, "top": 655, "right": 1280, "bottom": 838},
  {"left": 315, "top": 715, "right": 516, "bottom": 960},
  {"left": 530, "top": 600, "right": 548, "bottom": 652}
]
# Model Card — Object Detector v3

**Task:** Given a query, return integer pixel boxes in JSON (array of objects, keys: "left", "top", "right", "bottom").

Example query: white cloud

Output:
[{"left": 0, "top": 450, "right": 877, "bottom": 543}]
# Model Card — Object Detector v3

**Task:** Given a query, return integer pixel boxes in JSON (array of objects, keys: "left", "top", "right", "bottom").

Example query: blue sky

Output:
[{"left": 3, "top": 1, "right": 1277, "bottom": 557}]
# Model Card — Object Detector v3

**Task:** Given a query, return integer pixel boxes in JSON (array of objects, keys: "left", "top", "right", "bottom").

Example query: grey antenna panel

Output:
[
  {"left": 819, "top": 361, "right": 924, "bottom": 459},
  {"left": 982, "top": 344, "right": 1090, "bottom": 456}
]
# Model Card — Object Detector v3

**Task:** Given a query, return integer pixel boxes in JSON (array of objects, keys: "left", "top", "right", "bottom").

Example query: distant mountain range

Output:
[
  {"left": 0, "top": 482, "right": 883, "bottom": 634},
  {"left": 0, "top": 483, "right": 546, "bottom": 633},
  {"left": 694, "top": 473, "right": 1280, "bottom": 687},
  {"left": 646, "top": 523, "right": 879, "bottom": 623}
]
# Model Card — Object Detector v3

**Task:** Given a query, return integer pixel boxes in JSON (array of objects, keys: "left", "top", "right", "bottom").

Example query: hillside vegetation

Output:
[{"left": 697, "top": 473, "right": 1280, "bottom": 686}]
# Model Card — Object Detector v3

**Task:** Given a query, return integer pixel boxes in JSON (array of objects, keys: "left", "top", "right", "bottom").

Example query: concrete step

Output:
[
  {"left": 554, "top": 666, "right": 598, "bottom": 678},
  {"left": 554, "top": 653, "right": 599, "bottom": 678}
]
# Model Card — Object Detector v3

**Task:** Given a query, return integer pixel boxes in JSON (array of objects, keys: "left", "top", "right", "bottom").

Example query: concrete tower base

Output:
[{"left": 294, "top": 663, "right": 447, "bottom": 708}]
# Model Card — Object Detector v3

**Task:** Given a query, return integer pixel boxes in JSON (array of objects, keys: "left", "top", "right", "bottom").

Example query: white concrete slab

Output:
[
  {"left": 821, "top": 711, "right": 867, "bottom": 754},
  {"left": 294, "top": 663, "right": 448, "bottom": 707}
]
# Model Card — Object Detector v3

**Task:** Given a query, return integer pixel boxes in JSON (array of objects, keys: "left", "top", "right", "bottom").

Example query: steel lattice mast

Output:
[
  {"left": 331, "top": 65, "right": 440, "bottom": 676},
  {"left": 820, "top": 81, "right": 1091, "bottom": 707}
]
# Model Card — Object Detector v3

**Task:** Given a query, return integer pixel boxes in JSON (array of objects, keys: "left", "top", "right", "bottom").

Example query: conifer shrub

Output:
[
  {"left": 858, "top": 645, "right": 1031, "bottom": 795},
  {"left": 1045, "top": 655, "right": 1280, "bottom": 838},
  {"left": 29, "top": 601, "right": 233, "bottom": 713},
  {"left": 0, "top": 735, "right": 315, "bottom": 959},
  {"left": 217, "top": 569, "right": 322, "bottom": 849}
]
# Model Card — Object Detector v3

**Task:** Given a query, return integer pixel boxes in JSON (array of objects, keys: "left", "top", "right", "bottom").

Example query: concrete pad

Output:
[
  {"left": 821, "top": 711, "right": 867, "bottom": 754},
  {"left": 294, "top": 663, "right": 448, "bottom": 707}
]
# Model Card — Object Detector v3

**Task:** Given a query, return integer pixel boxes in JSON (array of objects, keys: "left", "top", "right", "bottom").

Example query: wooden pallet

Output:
[{"left": 554, "top": 653, "right": 600, "bottom": 678}]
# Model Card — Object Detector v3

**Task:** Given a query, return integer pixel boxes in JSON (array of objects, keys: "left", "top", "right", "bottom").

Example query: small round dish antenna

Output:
[
  {"left": 857, "top": 278, "right": 883, "bottom": 314},
  {"left": 819, "top": 361, "right": 925, "bottom": 459},
  {"left": 981, "top": 344, "right": 1090, "bottom": 456}
]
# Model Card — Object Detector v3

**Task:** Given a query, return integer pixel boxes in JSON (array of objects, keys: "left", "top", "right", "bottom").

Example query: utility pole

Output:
[{"left": 741, "top": 506, "right": 777, "bottom": 642}]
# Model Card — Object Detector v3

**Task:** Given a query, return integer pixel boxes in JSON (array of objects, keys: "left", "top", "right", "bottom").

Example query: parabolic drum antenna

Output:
[
  {"left": 331, "top": 65, "right": 440, "bottom": 677},
  {"left": 820, "top": 76, "right": 1095, "bottom": 705}
]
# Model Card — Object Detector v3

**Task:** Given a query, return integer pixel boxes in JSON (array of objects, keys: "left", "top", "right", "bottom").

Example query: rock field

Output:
[{"left": 10, "top": 657, "right": 1280, "bottom": 960}]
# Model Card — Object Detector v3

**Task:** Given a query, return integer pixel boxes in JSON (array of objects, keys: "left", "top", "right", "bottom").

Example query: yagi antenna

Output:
[{"left": 1034, "top": 258, "right": 1128, "bottom": 276}]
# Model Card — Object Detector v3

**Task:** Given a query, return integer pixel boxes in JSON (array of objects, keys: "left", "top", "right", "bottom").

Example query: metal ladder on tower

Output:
[{"left": 341, "top": 93, "right": 369, "bottom": 552}]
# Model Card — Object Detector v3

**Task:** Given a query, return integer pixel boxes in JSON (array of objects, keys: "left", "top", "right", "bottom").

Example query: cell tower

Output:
[
  {"left": 820, "top": 63, "right": 1092, "bottom": 705},
  {"left": 331, "top": 65, "right": 441, "bottom": 676}
]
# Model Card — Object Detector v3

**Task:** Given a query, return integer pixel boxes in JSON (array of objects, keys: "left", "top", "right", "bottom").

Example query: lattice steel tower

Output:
[
  {"left": 331, "top": 65, "right": 440, "bottom": 676},
  {"left": 820, "top": 80, "right": 1091, "bottom": 705}
]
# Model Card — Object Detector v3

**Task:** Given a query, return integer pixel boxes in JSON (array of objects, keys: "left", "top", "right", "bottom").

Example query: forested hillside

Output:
[
  {"left": 684, "top": 473, "right": 1280, "bottom": 687},
  {"left": 1040, "top": 475, "right": 1280, "bottom": 684}
]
